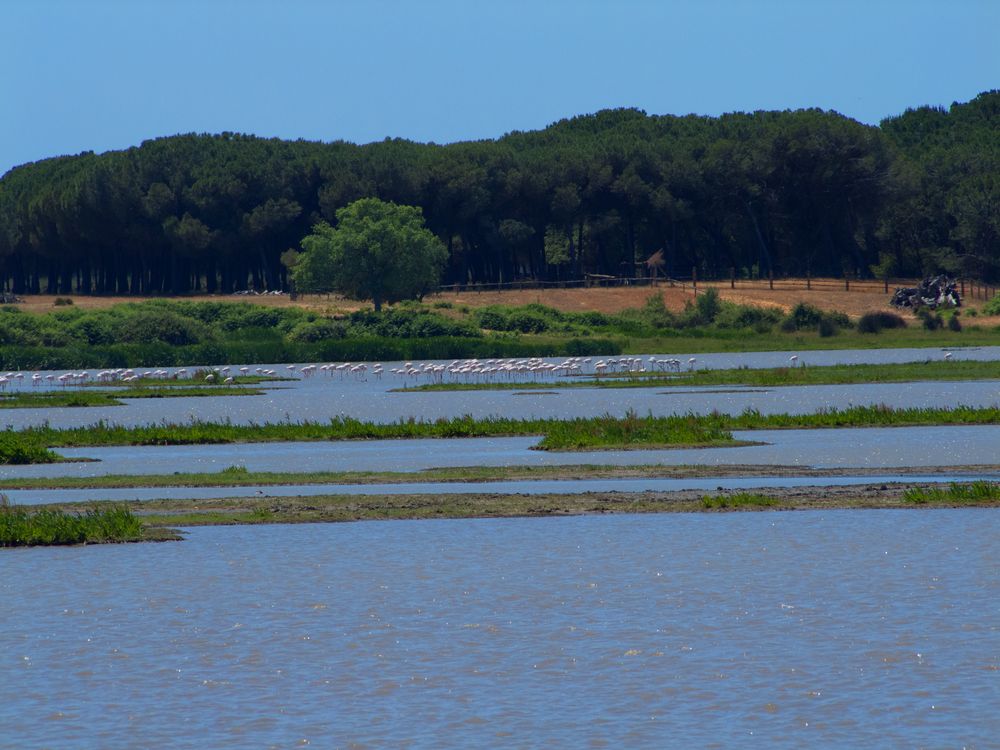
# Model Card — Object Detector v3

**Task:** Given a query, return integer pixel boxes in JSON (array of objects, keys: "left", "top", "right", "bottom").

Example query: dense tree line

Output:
[{"left": 1, "top": 91, "right": 996, "bottom": 296}]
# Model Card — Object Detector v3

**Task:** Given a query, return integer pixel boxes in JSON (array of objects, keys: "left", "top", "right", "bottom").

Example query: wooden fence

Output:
[{"left": 437, "top": 273, "right": 997, "bottom": 301}]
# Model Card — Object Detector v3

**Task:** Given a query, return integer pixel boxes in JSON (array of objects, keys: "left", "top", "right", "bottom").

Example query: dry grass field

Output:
[
  {"left": 431, "top": 278, "right": 998, "bottom": 322},
  {"left": 11, "top": 278, "right": 998, "bottom": 323}
]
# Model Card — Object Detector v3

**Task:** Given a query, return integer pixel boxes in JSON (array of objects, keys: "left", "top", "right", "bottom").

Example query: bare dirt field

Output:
[{"left": 11, "top": 278, "right": 997, "bottom": 322}]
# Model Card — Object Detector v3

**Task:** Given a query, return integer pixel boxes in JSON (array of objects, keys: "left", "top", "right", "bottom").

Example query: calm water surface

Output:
[
  {"left": 3, "top": 348, "right": 999, "bottom": 430},
  {"left": 3, "top": 379, "right": 999, "bottom": 430},
  {"left": 4, "top": 425, "right": 1000, "bottom": 482},
  {"left": 2, "top": 511, "right": 998, "bottom": 748}
]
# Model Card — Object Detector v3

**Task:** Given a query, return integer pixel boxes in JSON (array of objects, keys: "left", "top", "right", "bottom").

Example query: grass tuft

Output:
[
  {"left": 902, "top": 481, "right": 1000, "bottom": 505},
  {"left": 0, "top": 499, "right": 146, "bottom": 546},
  {"left": 700, "top": 492, "right": 777, "bottom": 509}
]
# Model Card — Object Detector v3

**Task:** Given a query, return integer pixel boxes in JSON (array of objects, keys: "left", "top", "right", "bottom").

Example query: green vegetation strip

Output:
[
  {"left": 400, "top": 360, "right": 1000, "bottom": 392},
  {"left": 0, "top": 501, "right": 175, "bottom": 546},
  {"left": 700, "top": 493, "right": 778, "bottom": 509},
  {"left": 13, "top": 482, "right": 996, "bottom": 540},
  {"left": 0, "top": 462, "right": 915, "bottom": 490},
  {"left": 0, "top": 386, "right": 262, "bottom": 409},
  {"left": 3, "top": 404, "right": 1000, "bottom": 465},
  {"left": 903, "top": 481, "right": 1000, "bottom": 504}
]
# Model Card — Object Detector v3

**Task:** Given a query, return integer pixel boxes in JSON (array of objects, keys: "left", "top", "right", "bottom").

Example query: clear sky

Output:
[{"left": 2, "top": 0, "right": 997, "bottom": 176}]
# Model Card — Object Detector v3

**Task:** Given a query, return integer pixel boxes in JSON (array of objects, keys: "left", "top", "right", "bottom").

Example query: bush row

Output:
[{"left": 0, "top": 336, "right": 623, "bottom": 370}]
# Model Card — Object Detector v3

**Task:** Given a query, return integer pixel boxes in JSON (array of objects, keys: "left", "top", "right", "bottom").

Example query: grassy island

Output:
[
  {"left": 3, "top": 404, "right": 1000, "bottom": 465},
  {"left": 0, "top": 499, "right": 178, "bottom": 546},
  {"left": 25, "top": 481, "right": 994, "bottom": 531},
  {"left": 10, "top": 480, "right": 998, "bottom": 544},
  {"left": 2, "top": 411, "right": 740, "bottom": 464}
]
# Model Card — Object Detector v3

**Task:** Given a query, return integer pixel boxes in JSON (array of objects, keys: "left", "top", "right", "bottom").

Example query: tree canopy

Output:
[
  {"left": 0, "top": 91, "right": 997, "bottom": 297},
  {"left": 293, "top": 198, "right": 446, "bottom": 310}
]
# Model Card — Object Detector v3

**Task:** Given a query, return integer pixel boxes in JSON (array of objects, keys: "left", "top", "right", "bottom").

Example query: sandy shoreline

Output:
[{"left": 96, "top": 480, "right": 997, "bottom": 529}]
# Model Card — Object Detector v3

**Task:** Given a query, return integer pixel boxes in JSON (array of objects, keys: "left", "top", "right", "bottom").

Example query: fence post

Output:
[
  {"left": 806, "top": 272, "right": 811, "bottom": 290},
  {"left": 960, "top": 279, "right": 965, "bottom": 297},
  {"left": 768, "top": 269, "right": 773, "bottom": 290},
  {"left": 730, "top": 267, "right": 735, "bottom": 289},
  {"left": 692, "top": 266, "right": 697, "bottom": 295},
  {"left": 845, "top": 275, "right": 850, "bottom": 292},
  {"left": 884, "top": 276, "right": 889, "bottom": 294}
]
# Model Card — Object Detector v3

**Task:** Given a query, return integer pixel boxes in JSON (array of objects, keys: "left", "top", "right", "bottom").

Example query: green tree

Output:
[{"left": 293, "top": 198, "right": 446, "bottom": 311}]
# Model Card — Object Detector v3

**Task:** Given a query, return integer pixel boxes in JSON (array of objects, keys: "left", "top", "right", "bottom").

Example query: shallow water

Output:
[
  {"left": 3, "top": 349, "right": 999, "bottom": 430},
  {"left": 2, "top": 511, "right": 998, "bottom": 748},
  {"left": 4, "top": 425, "right": 999, "bottom": 483}
]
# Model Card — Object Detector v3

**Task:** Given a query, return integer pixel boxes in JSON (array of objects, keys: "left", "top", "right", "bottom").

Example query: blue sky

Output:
[{"left": 2, "top": 0, "right": 997, "bottom": 175}]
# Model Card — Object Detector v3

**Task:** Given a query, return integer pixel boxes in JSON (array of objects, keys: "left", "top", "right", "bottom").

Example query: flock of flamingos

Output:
[{"left": 0, "top": 355, "right": 726, "bottom": 391}]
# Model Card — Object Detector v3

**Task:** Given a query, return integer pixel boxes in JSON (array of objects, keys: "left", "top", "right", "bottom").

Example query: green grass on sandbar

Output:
[
  {"left": 0, "top": 499, "right": 157, "bottom": 546},
  {"left": 700, "top": 492, "right": 778, "bottom": 509},
  {"left": 3, "top": 404, "right": 1000, "bottom": 466},
  {"left": 0, "top": 386, "right": 262, "bottom": 409},
  {"left": 902, "top": 481, "right": 1000, "bottom": 505}
]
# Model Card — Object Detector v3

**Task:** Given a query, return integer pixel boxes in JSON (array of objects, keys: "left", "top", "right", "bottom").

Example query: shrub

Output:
[
  {"left": 286, "top": 319, "right": 346, "bottom": 343},
  {"left": 918, "top": 309, "right": 944, "bottom": 330},
  {"left": 472, "top": 307, "right": 549, "bottom": 334},
  {"left": 694, "top": 287, "right": 722, "bottom": 324},
  {"left": 0, "top": 431, "right": 57, "bottom": 464},
  {"left": 824, "top": 311, "right": 853, "bottom": 329},
  {"left": 114, "top": 307, "right": 209, "bottom": 345},
  {"left": 506, "top": 312, "right": 549, "bottom": 333},
  {"left": 784, "top": 302, "right": 824, "bottom": 330},
  {"left": 53, "top": 297, "right": 74, "bottom": 306},
  {"left": 948, "top": 313, "right": 962, "bottom": 332},
  {"left": 714, "top": 303, "right": 781, "bottom": 330},
  {"left": 67, "top": 315, "right": 117, "bottom": 345},
  {"left": 474, "top": 308, "right": 508, "bottom": 331},
  {"left": 216, "top": 305, "right": 286, "bottom": 332},
  {"left": 571, "top": 310, "right": 611, "bottom": 327},
  {"left": 857, "top": 311, "right": 908, "bottom": 334},
  {"left": 817, "top": 317, "right": 838, "bottom": 337},
  {"left": 982, "top": 296, "right": 1000, "bottom": 316}
]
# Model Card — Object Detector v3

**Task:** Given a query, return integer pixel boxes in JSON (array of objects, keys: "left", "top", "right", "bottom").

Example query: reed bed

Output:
[
  {"left": 3, "top": 405, "right": 999, "bottom": 465},
  {"left": 17, "top": 412, "right": 735, "bottom": 453},
  {"left": 0, "top": 386, "right": 259, "bottom": 410},
  {"left": 700, "top": 493, "right": 778, "bottom": 509},
  {"left": 0, "top": 431, "right": 58, "bottom": 464},
  {"left": 0, "top": 499, "right": 145, "bottom": 546},
  {"left": 535, "top": 412, "right": 733, "bottom": 450},
  {"left": 733, "top": 404, "right": 1000, "bottom": 429},
  {"left": 902, "top": 481, "right": 1000, "bottom": 504}
]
